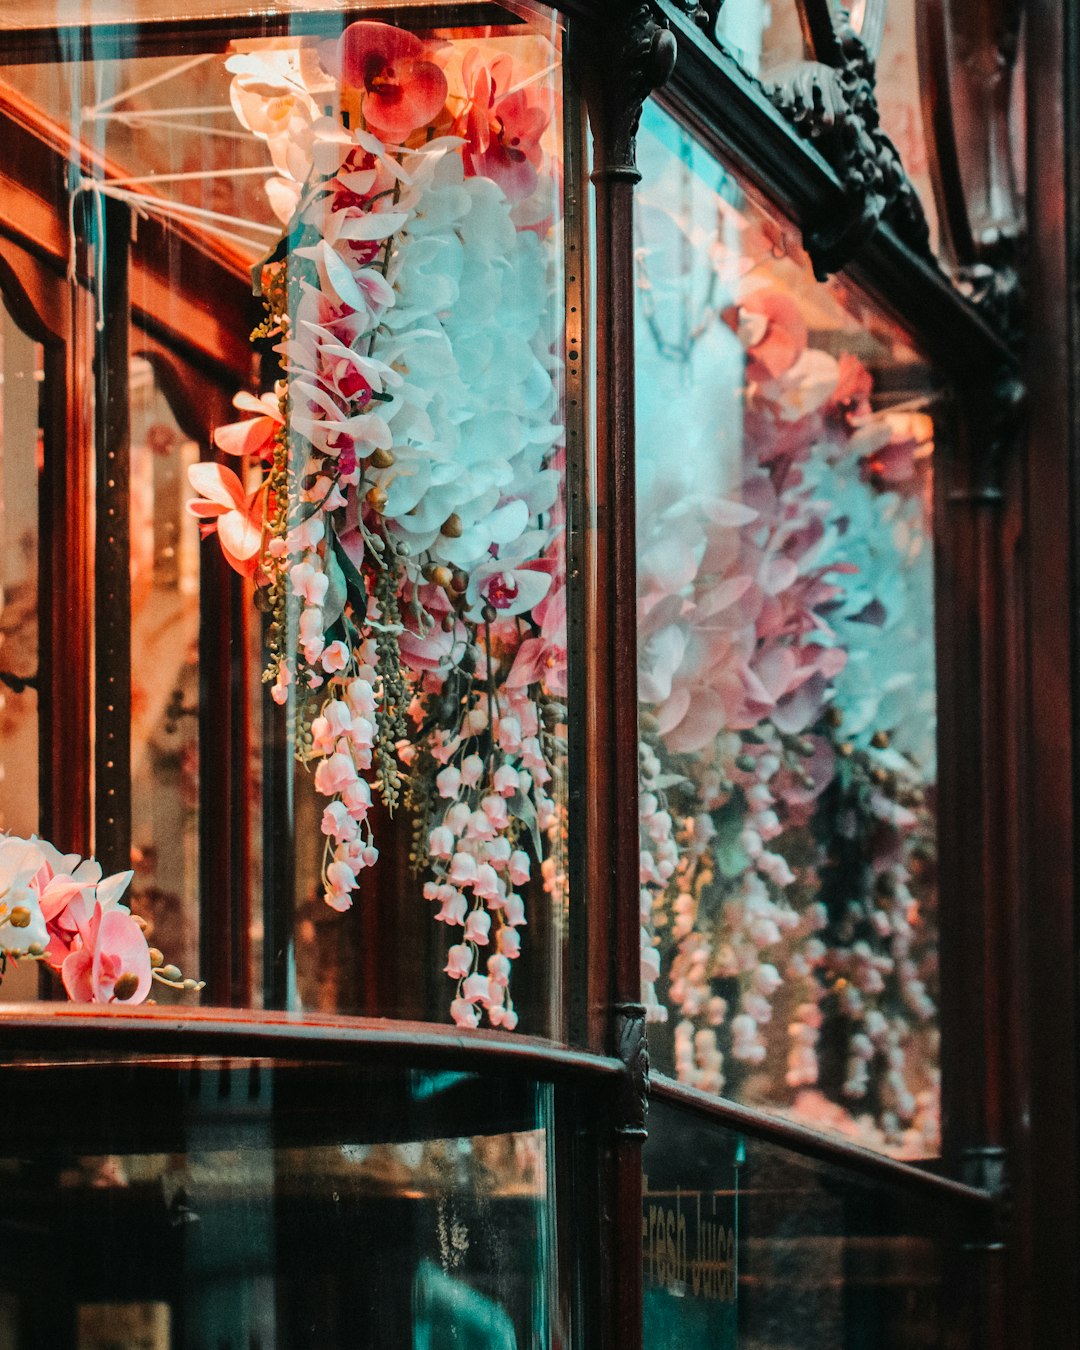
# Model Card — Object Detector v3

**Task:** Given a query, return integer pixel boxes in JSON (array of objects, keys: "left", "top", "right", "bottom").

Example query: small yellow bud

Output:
[
  {"left": 9, "top": 907, "right": 30, "bottom": 928},
  {"left": 148, "top": 948, "right": 164, "bottom": 968},
  {"left": 441, "top": 513, "right": 463, "bottom": 538}
]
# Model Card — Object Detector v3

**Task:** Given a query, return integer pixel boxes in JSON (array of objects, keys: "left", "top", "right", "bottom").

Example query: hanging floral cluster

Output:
[
  {"left": 0, "top": 833, "right": 201, "bottom": 1003},
  {"left": 638, "top": 284, "right": 939, "bottom": 1156},
  {"left": 189, "top": 25, "right": 566, "bottom": 1029}
]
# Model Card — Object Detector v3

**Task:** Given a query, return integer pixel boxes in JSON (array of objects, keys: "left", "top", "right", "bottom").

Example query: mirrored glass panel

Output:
[
  {"left": 0, "top": 1056, "right": 559, "bottom": 1349},
  {"left": 635, "top": 101, "right": 942, "bottom": 1158},
  {"left": 643, "top": 1098, "right": 983, "bottom": 1349}
]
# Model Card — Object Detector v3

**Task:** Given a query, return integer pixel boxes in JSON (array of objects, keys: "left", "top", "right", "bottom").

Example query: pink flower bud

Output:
[
  {"left": 487, "top": 954, "right": 511, "bottom": 986},
  {"left": 473, "top": 864, "right": 501, "bottom": 901},
  {"left": 461, "top": 754, "right": 485, "bottom": 787},
  {"left": 481, "top": 795, "right": 508, "bottom": 829},
  {"left": 502, "top": 893, "right": 526, "bottom": 927},
  {"left": 449, "top": 852, "right": 479, "bottom": 886},
  {"left": 321, "top": 801, "right": 357, "bottom": 842},
  {"left": 493, "top": 764, "right": 518, "bottom": 797},
  {"left": 508, "top": 850, "right": 530, "bottom": 887},
  {"left": 450, "top": 996, "right": 480, "bottom": 1028},
  {"left": 346, "top": 678, "right": 376, "bottom": 715},
  {"left": 496, "top": 716, "right": 522, "bottom": 753},
  {"left": 462, "top": 973, "right": 491, "bottom": 1005},
  {"left": 321, "top": 641, "right": 350, "bottom": 673},
  {"left": 445, "top": 943, "right": 472, "bottom": 979},
  {"left": 342, "top": 778, "right": 372, "bottom": 818},
  {"left": 445, "top": 802, "right": 471, "bottom": 835},
  {"left": 428, "top": 826, "right": 455, "bottom": 859},
  {"left": 435, "top": 888, "right": 468, "bottom": 925},
  {"left": 497, "top": 926, "right": 521, "bottom": 958},
  {"left": 314, "top": 751, "right": 358, "bottom": 796},
  {"left": 463, "top": 908, "right": 492, "bottom": 945},
  {"left": 436, "top": 766, "right": 463, "bottom": 799},
  {"left": 326, "top": 860, "right": 357, "bottom": 893}
]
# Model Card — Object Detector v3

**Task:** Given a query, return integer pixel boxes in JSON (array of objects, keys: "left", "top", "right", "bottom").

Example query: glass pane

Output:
[
  {"left": 713, "top": 0, "right": 809, "bottom": 79},
  {"left": 0, "top": 303, "right": 43, "bottom": 1003},
  {"left": 643, "top": 1099, "right": 982, "bottom": 1349},
  {"left": 0, "top": 1057, "right": 559, "bottom": 1349},
  {"left": 0, "top": 2, "right": 572, "bottom": 1030},
  {"left": 129, "top": 357, "right": 201, "bottom": 996},
  {"left": 867, "top": 0, "right": 942, "bottom": 257},
  {"left": 635, "top": 102, "right": 942, "bottom": 1159}
]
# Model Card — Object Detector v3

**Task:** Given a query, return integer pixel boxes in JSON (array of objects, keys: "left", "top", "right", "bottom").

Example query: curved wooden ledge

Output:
[
  {"left": 0, "top": 1003, "right": 624, "bottom": 1083},
  {"left": 651, "top": 1073, "right": 997, "bottom": 1213}
]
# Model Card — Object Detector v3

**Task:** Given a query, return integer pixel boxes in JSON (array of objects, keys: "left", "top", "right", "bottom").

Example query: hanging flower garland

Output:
[
  {"left": 190, "top": 25, "right": 566, "bottom": 1029},
  {"left": 0, "top": 833, "right": 201, "bottom": 1003}
]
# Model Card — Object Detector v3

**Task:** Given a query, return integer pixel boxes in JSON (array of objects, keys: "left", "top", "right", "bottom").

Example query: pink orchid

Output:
[
  {"left": 456, "top": 51, "right": 549, "bottom": 202},
  {"left": 506, "top": 581, "right": 567, "bottom": 696},
  {"left": 337, "top": 22, "right": 448, "bottom": 140},
  {"left": 61, "top": 902, "right": 152, "bottom": 1004},
  {"left": 187, "top": 462, "right": 265, "bottom": 576},
  {"left": 212, "top": 391, "right": 283, "bottom": 461}
]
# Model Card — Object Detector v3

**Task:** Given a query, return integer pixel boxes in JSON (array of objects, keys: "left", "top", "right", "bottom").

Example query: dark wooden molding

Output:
[
  {"left": 613, "top": 1001, "right": 649, "bottom": 1138},
  {"left": 0, "top": 1004, "right": 626, "bottom": 1081},
  {"left": 765, "top": 8, "right": 930, "bottom": 278},
  {"left": 582, "top": 3, "right": 677, "bottom": 182},
  {"left": 92, "top": 195, "right": 132, "bottom": 877}
]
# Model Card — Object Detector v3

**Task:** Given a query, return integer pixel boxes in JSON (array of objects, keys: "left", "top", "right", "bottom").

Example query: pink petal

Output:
[{"left": 189, "top": 461, "right": 246, "bottom": 510}]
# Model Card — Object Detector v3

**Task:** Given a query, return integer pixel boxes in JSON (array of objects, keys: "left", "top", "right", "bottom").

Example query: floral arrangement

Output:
[
  {"left": 0, "top": 833, "right": 201, "bottom": 1003},
  {"left": 189, "top": 24, "right": 566, "bottom": 1029},
  {"left": 637, "top": 281, "right": 940, "bottom": 1156}
]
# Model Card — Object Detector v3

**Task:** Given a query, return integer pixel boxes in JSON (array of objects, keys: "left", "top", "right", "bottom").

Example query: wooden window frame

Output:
[{"left": 0, "top": 2, "right": 1057, "bottom": 1347}]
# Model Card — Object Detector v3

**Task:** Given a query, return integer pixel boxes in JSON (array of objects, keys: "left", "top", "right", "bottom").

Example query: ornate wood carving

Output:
[
  {"left": 613, "top": 1001, "right": 649, "bottom": 1137},
  {"left": 582, "top": 2, "right": 677, "bottom": 181},
  {"left": 764, "top": 8, "right": 930, "bottom": 278}
]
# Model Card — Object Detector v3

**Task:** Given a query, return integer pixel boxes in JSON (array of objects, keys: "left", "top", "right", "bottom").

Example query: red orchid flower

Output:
[
  {"left": 337, "top": 22, "right": 448, "bottom": 140},
  {"left": 456, "top": 51, "right": 548, "bottom": 202}
]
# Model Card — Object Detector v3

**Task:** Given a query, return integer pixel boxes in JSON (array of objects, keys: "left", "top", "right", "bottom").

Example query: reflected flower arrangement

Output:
[
  {"left": 638, "top": 278, "right": 939, "bottom": 1157},
  {"left": 190, "top": 24, "right": 566, "bottom": 1029}
]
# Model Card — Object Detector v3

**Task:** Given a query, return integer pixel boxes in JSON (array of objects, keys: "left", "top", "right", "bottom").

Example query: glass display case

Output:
[{"left": 0, "top": 0, "right": 1053, "bottom": 1346}]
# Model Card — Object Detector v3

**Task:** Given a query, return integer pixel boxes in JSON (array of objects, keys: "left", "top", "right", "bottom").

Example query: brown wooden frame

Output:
[{"left": 0, "top": 1, "right": 1063, "bottom": 1347}]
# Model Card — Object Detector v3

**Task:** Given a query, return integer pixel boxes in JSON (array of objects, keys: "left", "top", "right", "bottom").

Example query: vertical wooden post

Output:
[
  {"left": 92, "top": 195, "right": 131, "bottom": 878},
  {"left": 574, "top": 8, "right": 676, "bottom": 1349}
]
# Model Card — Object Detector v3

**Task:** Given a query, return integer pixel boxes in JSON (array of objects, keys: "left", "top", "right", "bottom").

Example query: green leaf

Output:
[
  {"left": 508, "top": 789, "right": 543, "bottom": 859},
  {"left": 322, "top": 545, "right": 348, "bottom": 632},
  {"left": 331, "top": 528, "right": 368, "bottom": 623}
]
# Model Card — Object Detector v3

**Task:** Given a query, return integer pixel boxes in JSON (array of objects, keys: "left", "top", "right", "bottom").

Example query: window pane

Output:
[
  {"left": 0, "top": 303, "right": 43, "bottom": 1004},
  {"left": 0, "top": 1057, "right": 559, "bottom": 1349},
  {"left": 636, "top": 102, "right": 941, "bottom": 1159},
  {"left": 0, "top": 3, "right": 572, "bottom": 1029},
  {"left": 129, "top": 357, "right": 201, "bottom": 998},
  {"left": 711, "top": 0, "right": 809, "bottom": 79},
  {"left": 643, "top": 1099, "right": 981, "bottom": 1349}
]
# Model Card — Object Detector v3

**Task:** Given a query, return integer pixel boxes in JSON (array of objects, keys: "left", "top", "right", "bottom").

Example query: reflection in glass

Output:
[
  {"left": 0, "top": 304, "right": 43, "bottom": 1004},
  {"left": 0, "top": 1059, "right": 557, "bottom": 1350},
  {"left": 643, "top": 1100, "right": 979, "bottom": 1349},
  {"left": 129, "top": 356, "right": 201, "bottom": 993},
  {"left": 711, "top": 0, "right": 807, "bottom": 78},
  {"left": 0, "top": 3, "right": 571, "bottom": 1027},
  {"left": 635, "top": 103, "right": 940, "bottom": 1158}
]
